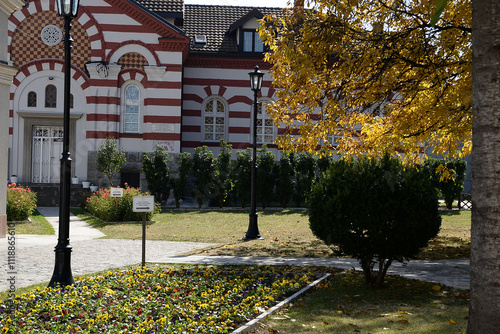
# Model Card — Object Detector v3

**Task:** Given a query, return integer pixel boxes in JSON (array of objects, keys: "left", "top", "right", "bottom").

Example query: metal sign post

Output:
[
  {"left": 133, "top": 196, "right": 154, "bottom": 268},
  {"left": 110, "top": 188, "right": 124, "bottom": 221}
]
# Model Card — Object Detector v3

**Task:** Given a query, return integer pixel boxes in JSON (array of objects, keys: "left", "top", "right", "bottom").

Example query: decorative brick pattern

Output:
[
  {"left": 117, "top": 52, "right": 149, "bottom": 70},
  {"left": 10, "top": 10, "right": 91, "bottom": 71}
]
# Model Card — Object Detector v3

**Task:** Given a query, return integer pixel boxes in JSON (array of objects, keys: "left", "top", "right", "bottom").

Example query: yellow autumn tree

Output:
[{"left": 259, "top": 0, "right": 471, "bottom": 164}]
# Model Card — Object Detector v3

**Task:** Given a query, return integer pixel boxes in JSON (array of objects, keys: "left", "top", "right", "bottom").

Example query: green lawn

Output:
[
  {"left": 252, "top": 270, "right": 469, "bottom": 333},
  {"left": 6, "top": 209, "right": 470, "bottom": 333},
  {"left": 72, "top": 208, "right": 471, "bottom": 261},
  {"left": 8, "top": 209, "right": 54, "bottom": 235}
]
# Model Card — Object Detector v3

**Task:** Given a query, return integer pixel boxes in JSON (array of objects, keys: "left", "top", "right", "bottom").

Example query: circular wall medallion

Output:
[{"left": 41, "top": 25, "right": 63, "bottom": 46}]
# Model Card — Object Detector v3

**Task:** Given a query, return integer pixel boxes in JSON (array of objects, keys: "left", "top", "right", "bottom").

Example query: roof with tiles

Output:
[
  {"left": 132, "top": 1, "right": 284, "bottom": 54},
  {"left": 183, "top": 5, "right": 283, "bottom": 53},
  {"left": 134, "top": 0, "right": 184, "bottom": 14}
]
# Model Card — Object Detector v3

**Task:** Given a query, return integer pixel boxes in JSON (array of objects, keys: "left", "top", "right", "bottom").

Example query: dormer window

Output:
[
  {"left": 193, "top": 35, "right": 207, "bottom": 47},
  {"left": 243, "top": 30, "right": 263, "bottom": 53}
]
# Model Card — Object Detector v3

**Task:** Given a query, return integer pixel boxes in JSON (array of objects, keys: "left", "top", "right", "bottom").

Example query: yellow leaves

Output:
[
  {"left": 261, "top": 0, "right": 471, "bottom": 161},
  {"left": 432, "top": 285, "right": 442, "bottom": 291},
  {"left": 435, "top": 165, "right": 456, "bottom": 181}
]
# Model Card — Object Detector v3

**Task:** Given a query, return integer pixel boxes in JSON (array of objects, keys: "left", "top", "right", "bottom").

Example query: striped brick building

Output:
[{"left": 7, "top": 0, "right": 283, "bottom": 191}]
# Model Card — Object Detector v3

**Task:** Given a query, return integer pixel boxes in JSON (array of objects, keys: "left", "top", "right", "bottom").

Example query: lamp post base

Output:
[
  {"left": 48, "top": 244, "right": 74, "bottom": 287},
  {"left": 243, "top": 212, "right": 262, "bottom": 240}
]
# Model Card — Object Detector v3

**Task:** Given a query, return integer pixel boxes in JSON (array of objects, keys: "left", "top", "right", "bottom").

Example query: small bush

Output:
[
  {"left": 96, "top": 137, "right": 126, "bottom": 187},
  {"left": 422, "top": 158, "right": 467, "bottom": 209},
  {"left": 192, "top": 146, "right": 216, "bottom": 208},
  {"left": 309, "top": 155, "right": 441, "bottom": 288},
  {"left": 142, "top": 145, "right": 171, "bottom": 203},
  {"left": 276, "top": 152, "right": 295, "bottom": 208},
  {"left": 6, "top": 183, "right": 37, "bottom": 221},
  {"left": 257, "top": 145, "right": 277, "bottom": 209},
  {"left": 214, "top": 140, "right": 233, "bottom": 208},
  {"left": 85, "top": 186, "right": 159, "bottom": 222},
  {"left": 294, "top": 152, "right": 317, "bottom": 207},
  {"left": 172, "top": 152, "right": 192, "bottom": 208},
  {"left": 233, "top": 149, "right": 252, "bottom": 208}
]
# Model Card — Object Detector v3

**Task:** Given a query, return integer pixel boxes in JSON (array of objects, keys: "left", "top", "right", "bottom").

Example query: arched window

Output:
[
  {"left": 45, "top": 84, "right": 57, "bottom": 108},
  {"left": 123, "top": 84, "right": 141, "bottom": 133},
  {"left": 203, "top": 97, "right": 226, "bottom": 142},
  {"left": 256, "top": 99, "right": 275, "bottom": 144},
  {"left": 27, "top": 91, "right": 37, "bottom": 107}
]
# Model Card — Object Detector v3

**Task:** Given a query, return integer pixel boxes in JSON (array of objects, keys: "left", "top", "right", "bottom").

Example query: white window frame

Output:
[
  {"left": 202, "top": 96, "right": 228, "bottom": 142},
  {"left": 121, "top": 82, "right": 143, "bottom": 134},
  {"left": 242, "top": 29, "right": 264, "bottom": 53},
  {"left": 256, "top": 98, "right": 276, "bottom": 145}
]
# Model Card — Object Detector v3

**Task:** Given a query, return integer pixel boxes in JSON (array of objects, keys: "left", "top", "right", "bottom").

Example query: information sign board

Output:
[
  {"left": 133, "top": 196, "right": 155, "bottom": 212},
  {"left": 110, "top": 187, "right": 123, "bottom": 197}
]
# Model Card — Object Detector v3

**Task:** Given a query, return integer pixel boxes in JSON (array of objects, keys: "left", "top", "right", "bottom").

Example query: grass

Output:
[
  {"left": 0, "top": 265, "right": 469, "bottom": 334},
  {"left": 5, "top": 209, "right": 470, "bottom": 333},
  {"left": 252, "top": 270, "right": 469, "bottom": 333},
  {"left": 72, "top": 208, "right": 471, "bottom": 261},
  {"left": 8, "top": 209, "right": 54, "bottom": 235}
]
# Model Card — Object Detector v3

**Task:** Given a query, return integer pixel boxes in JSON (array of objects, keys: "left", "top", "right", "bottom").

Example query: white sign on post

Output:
[
  {"left": 133, "top": 196, "right": 155, "bottom": 212},
  {"left": 110, "top": 187, "right": 123, "bottom": 197}
]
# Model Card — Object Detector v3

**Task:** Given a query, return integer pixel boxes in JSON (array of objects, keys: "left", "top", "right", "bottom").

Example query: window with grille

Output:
[
  {"left": 45, "top": 85, "right": 57, "bottom": 108},
  {"left": 27, "top": 91, "right": 37, "bottom": 107},
  {"left": 123, "top": 84, "right": 141, "bottom": 133},
  {"left": 256, "top": 99, "right": 275, "bottom": 144},
  {"left": 203, "top": 97, "right": 226, "bottom": 142}
]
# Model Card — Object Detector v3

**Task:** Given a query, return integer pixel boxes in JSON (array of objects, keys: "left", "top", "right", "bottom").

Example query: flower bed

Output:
[
  {"left": 6, "top": 183, "right": 37, "bottom": 221},
  {"left": 0, "top": 266, "right": 314, "bottom": 333}
]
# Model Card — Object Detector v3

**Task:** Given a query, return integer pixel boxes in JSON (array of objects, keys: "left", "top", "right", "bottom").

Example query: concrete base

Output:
[{"left": 0, "top": 214, "right": 6, "bottom": 237}]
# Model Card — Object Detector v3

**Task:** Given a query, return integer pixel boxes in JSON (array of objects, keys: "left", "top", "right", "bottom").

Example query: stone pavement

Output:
[{"left": 0, "top": 207, "right": 470, "bottom": 292}]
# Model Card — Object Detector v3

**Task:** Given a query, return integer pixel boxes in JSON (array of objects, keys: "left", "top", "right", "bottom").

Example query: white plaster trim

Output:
[
  {"left": 109, "top": 44, "right": 157, "bottom": 67},
  {"left": 17, "top": 111, "right": 83, "bottom": 119},
  {"left": 0, "top": 0, "right": 24, "bottom": 15},
  {"left": 0, "top": 63, "right": 18, "bottom": 85},
  {"left": 144, "top": 66, "right": 167, "bottom": 80}
]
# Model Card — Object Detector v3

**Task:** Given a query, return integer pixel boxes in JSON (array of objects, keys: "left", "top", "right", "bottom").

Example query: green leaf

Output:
[{"left": 431, "top": 0, "right": 448, "bottom": 26}]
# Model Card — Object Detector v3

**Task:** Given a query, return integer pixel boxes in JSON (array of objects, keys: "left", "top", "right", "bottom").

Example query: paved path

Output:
[{"left": 0, "top": 207, "right": 470, "bottom": 292}]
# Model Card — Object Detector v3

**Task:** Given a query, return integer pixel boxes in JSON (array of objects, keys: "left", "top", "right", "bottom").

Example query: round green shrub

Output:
[
  {"left": 6, "top": 183, "right": 37, "bottom": 221},
  {"left": 85, "top": 186, "right": 159, "bottom": 222},
  {"left": 308, "top": 155, "right": 441, "bottom": 287}
]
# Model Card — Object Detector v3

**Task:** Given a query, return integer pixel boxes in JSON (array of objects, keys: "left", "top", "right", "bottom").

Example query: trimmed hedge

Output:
[{"left": 308, "top": 155, "right": 441, "bottom": 288}]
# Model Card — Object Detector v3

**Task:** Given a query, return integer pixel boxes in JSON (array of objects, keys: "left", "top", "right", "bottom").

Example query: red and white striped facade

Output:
[{"left": 7, "top": 0, "right": 277, "bottom": 185}]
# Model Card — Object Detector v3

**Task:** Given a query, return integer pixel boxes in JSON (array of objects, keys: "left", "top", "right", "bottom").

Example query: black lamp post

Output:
[
  {"left": 244, "top": 66, "right": 264, "bottom": 240},
  {"left": 48, "top": 0, "right": 80, "bottom": 288}
]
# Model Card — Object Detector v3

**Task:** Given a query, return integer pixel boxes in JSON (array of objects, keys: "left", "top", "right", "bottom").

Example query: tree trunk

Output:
[{"left": 468, "top": 0, "right": 500, "bottom": 332}]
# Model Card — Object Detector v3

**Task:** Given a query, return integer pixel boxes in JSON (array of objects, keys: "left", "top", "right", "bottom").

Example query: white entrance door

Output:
[{"left": 32, "top": 126, "right": 64, "bottom": 183}]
